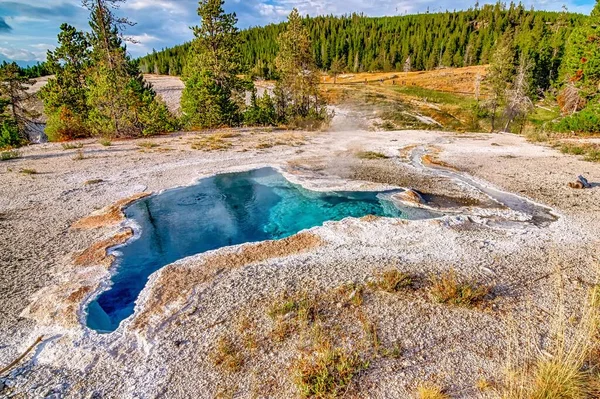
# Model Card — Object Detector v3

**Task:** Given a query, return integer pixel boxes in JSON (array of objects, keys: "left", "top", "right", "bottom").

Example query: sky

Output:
[{"left": 0, "top": 0, "right": 595, "bottom": 65}]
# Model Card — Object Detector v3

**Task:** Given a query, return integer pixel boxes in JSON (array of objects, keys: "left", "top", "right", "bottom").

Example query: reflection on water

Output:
[{"left": 86, "top": 168, "right": 438, "bottom": 332}]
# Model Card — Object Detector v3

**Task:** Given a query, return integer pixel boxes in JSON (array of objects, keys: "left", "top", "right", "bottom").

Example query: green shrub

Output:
[
  {"left": 45, "top": 106, "right": 90, "bottom": 142},
  {"left": 0, "top": 119, "right": 25, "bottom": 149},
  {"left": 555, "top": 103, "right": 600, "bottom": 135}
]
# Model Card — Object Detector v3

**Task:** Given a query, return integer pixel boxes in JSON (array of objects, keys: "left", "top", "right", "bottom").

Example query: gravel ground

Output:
[{"left": 0, "top": 111, "right": 599, "bottom": 397}]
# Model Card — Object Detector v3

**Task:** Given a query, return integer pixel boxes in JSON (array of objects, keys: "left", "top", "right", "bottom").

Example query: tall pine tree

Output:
[
  {"left": 275, "top": 9, "right": 328, "bottom": 127},
  {"left": 181, "top": 0, "right": 246, "bottom": 129},
  {"left": 40, "top": 24, "right": 91, "bottom": 141},
  {"left": 0, "top": 63, "right": 36, "bottom": 147},
  {"left": 83, "top": 0, "right": 175, "bottom": 138}
]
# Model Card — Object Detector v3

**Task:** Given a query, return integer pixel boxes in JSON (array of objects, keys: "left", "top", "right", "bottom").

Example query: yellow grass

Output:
[
  {"left": 417, "top": 383, "right": 450, "bottom": 399},
  {"left": 321, "top": 65, "right": 488, "bottom": 95}
]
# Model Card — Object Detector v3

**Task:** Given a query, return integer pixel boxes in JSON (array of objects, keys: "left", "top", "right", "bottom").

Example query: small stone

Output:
[
  {"left": 569, "top": 181, "right": 585, "bottom": 189},
  {"left": 395, "top": 189, "right": 425, "bottom": 205}
]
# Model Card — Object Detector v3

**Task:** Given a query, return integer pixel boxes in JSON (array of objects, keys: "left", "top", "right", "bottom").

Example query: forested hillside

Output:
[{"left": 139, "top": 3, "right": 585, "bottom": 88}]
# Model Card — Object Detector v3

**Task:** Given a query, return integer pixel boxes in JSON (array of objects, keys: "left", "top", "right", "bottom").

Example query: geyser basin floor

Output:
[{"left": 86, "top": 167, "right": 439, "bottom": 332}]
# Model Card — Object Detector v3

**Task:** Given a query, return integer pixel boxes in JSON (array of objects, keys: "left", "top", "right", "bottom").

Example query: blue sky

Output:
[{"left": 0, "top": 0, "right": 595, "bottom": 65}]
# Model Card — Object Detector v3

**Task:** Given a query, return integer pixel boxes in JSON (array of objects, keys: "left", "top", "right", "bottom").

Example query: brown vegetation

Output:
[
  {"left": 71, "top": 192, "right": 151, "bottom": 229},
  {"left": 74, "top": 228, "right": 134, "bottom": 267}
]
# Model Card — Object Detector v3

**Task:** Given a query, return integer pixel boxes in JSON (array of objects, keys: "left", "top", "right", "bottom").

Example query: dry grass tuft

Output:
[
  {"left": 429, "top": 270, "right": 491, "bottom": 308},
  {"left": 292, "top": 344, "right": 369, "bottom": 398},
  {"left": 268, "top": 292, "right": 318, "bottom": 325},
  {"left": 1, "top": 149, "right": 21, "bottom": 161},
  {"left": 98, "top": 138, "right": 112, "bottom": 147},
  {"left": 84, "top": 179, "right": 104, "bottom": 185},
  {"left": 191, "top": 134, "right": 233, "bottom": 151},
  {"left": 19, "top": 168, "right": 37, "bottom": 175},
  {"left": 476, "top": 378, "right": 494, "bottom": 392},
  {"left": 212, "top": 336, "right": 244, "bottom": 373},
  {"left": 370, "top": 269, "right": 414, "bottom": 293},
  {"left": 62, "top": 142, "right": 83, "bottom": 150},
  {"left": 336, "top": 283, "right": 365, "bottom": 307},
  {"left": 72, "top": 149, "right": 85, "bottom": 160},
  {"left": 356, "top": 151, "right": 389, "bottom": 160},
  {"left": 138, "top": 141, "right": 159, "bottom": 149},
  {"left": 417, "top": 383, "right": 450, "bottom": 399},
  {"left": 501, "top": 285, "right": 600, "bottom": 399}
]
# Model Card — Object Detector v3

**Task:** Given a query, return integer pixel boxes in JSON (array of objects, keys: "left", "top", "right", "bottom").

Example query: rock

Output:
[
  {"left": 396, "top": 189, "right": 425, "bottom": 205},
  {"left": 569, "top": 175, "right": 592, "bottom": 189},
  {"left": 568, "top": 181, "right": 585, "bottom": 189}
]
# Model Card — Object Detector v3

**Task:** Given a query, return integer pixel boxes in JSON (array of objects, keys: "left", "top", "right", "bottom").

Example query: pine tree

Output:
[
  {"left": 181, "top": 0, "right": 246, "bottom": 129},
  {"left": 257, "top": 91, "right": 276, "bottom": 126},
  {"left": 504, "top": 54, "right": 534, "bottom": 132},
  {"left": 40, "top": 24, "right": 91, "bottom": 141},
  {"left": 329, "top": 57, "right": 345, "bottom": 84},
  {"left": 485, "top": 31, "right": 515, "bottom": 131},
  {"left": 275, "top": 9, "right": 328, "bottom": 127},
  {"left": 83, "top": 0, "right": 175, "bottom": 137},
  {"left": 0, "top": 63, "right": 36, "bottom": 147}
]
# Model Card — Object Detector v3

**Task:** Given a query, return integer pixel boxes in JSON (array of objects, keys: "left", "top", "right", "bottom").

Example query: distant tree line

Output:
[{"left": 140, "top": 3, "right": 584, "bottom": 92}]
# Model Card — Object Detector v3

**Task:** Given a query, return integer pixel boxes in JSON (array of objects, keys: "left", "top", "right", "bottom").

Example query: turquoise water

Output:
[{"left": 86, "top": 168, "right": 437, "bottom": 332}]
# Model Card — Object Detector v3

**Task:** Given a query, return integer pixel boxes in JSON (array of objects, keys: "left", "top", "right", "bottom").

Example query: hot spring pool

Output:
[{"left": 86, "top": 167, "right": 439, "bottom": 332}]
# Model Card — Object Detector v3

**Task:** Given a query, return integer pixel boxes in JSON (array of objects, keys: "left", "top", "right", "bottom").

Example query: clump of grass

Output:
[
  {"left": 211, "top": 336, "right": 243, "bottom": 373},
  {"left": 417, "top": 383, "right": 449, "bottom": 399},
  {"left": 336, "top": 283, "right": 365, "bottom": 307},
  {"left": 475, "top": 378, "right": 494, "bottom": 392},
  {"left": 556, "top": 142, "right": 600, "bottom": 163},
  {"left": 380, "top": 342, "right": 403, "bottom": 359},
  {"left": 502, "top": 285, "right": 600, "bottom": 399},
  {"left": 98, "top": 138, "right": 112, "bottom": 147},
  {"left": 370, "top": 270, "right": 414, "bottom": 293},
  {"left": 292, "top": 345, "right": 368, "bottom": 398},
  {"left": 356, "top": 151, "right": 389, "bottom": 160},
  {"left": 256, "top": 142, "right": 275, "bottom": 149},
  {"left": 72, "top": 149, "right": 85, "bottom": 160},
  {"left": 1, "top": 150, "right": 21, "bottom": 161},
  {"left": 379, "top": 121, "right": 396, "bottom": 131},
  {"left": 138, "top": 141, "right": 159, "bottom": 149},
  {"left": 270, "top": 320, "right": 296, "bottom": 343},
  {"left": 19, "top": 168, "right": 37, "bottom": 175},
  {"left": 191, "top": 134, "right": 233, "bottom": 151},
  {"left": 560, "top": 143, "right": 586, "bottom": 155},
  {"left": 84, "top": 179, "right": 104, "bottom": 185},
  {"left": 429, "top": 270, "right": 491, "bottom": 308},
  {"left": 219, "top": 131, "right": 241, "bottom": 139},
  {"left": 268, "top": 293, "right": 318, "bottom": 324},
  {"left": 62, "top": 142, "right": 83, "bottom": 150}
]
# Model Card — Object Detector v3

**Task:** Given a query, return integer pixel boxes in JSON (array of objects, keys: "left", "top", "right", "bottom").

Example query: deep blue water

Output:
[{"left": 86, "top": 168, "right": 437, "bottom": 332}]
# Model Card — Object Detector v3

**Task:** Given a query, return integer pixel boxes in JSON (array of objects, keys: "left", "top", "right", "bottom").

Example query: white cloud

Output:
[
  {"left": 123, "top": 0, "right": 186, "bottom": 13},
  {"left": 0, "top": 46, "right": 40, "bottom": 61}
]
